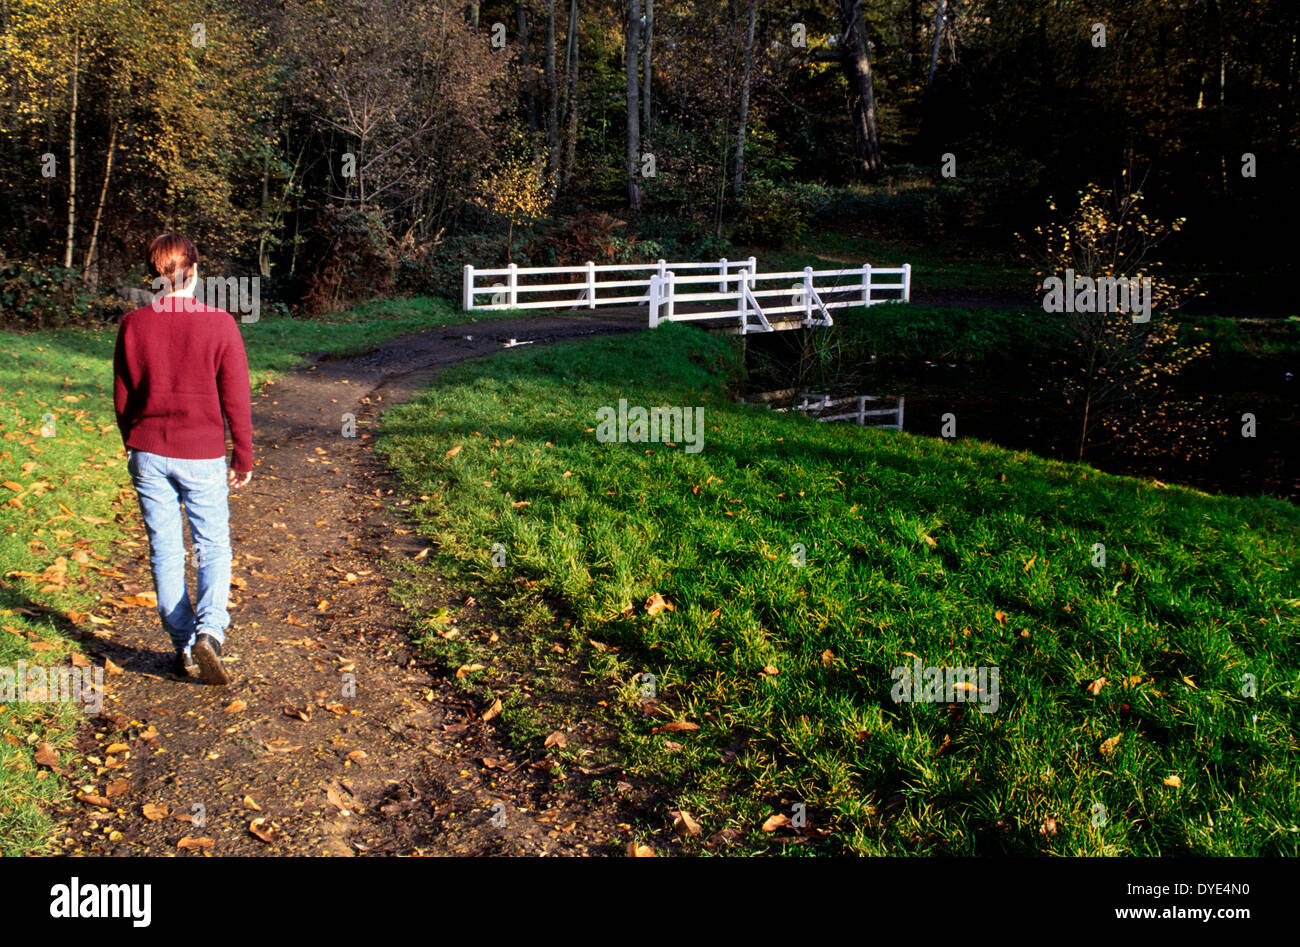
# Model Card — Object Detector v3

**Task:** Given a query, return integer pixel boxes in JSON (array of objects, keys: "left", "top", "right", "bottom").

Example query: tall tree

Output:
[
  {"left": 926, "top": 0, "right": 946, "bottom": 90},
  {"left": 545, "top": 0, "right": 560, "bottom": 192},
  {"left": 518, "top": 0, "right": 537, "bottom": 131},
  {"left": 733, "top": 0, "right": 757, "bottom": 195},
  {"left": 62, "top": 35, "right": 77, "bottom": 270},
  {"left": 834, "top": 0, "right": 884, "bottom": 178},
  {"left": 625, "top": 0, "right": 641, "bottom": 210},
  {"left": 641, "top": 0, "right": 653, "bottom": 133},
  {"left": 561, "top": 0, "right": 579, "bottom": 184}
]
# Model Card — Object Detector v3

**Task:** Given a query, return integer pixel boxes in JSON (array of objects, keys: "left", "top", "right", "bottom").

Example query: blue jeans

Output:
[{"left": 127, "top": 449, "right": 231, "bottom": 653}]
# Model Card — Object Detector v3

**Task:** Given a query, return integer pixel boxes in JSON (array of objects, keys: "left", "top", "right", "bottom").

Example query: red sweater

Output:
[{"left": 113, "top": 297, "right": 254, "bottom": 473}]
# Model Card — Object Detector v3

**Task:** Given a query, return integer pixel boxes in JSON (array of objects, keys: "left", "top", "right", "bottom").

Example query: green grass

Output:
[
  {"left": 0, "top": 293, "right": 491, "bottom": 853},
  {"left": 378, "top": 322, "right": 1300, "bottom": 856},
  {"left": 739, "top": 231, "right": 1036, "bottom": 293}
]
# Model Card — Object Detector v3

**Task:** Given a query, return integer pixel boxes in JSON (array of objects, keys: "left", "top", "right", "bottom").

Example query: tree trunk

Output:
[
  {"left": 926, "top": 0, "right": 946, "bottom": 90},
  {"left": 468, "top": 1, "right": 480, "bottom": 31},
  {"left": 641, "top": 0, "right": 653, "bottom": 133},
  {"left": 519, "top": 0, "right": 537, "bottom": 132},
  {"left": 63, "top": 38, "right": 78, "bottom": 271},
  {"left": 545, "top": 0, "right": 560, "bottom": 193},
  {"left": 83, "top": 120, "right": 117, "bottom": 285},
  {"left": 625, "top": 0, "right": 642, "bottom": 211},
  {"left": 733, "top": 0, "right": 757, "bottom": 196},
  {"left": 835, "top": 0, "right": 885, "bottom": 179},
  {"left": 562, "top": 0, "right": 580, "bottom": 184}
]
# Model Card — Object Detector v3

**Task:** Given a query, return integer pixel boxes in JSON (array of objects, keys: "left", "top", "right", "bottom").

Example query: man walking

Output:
[{"left": 113, "top": 233, "right": 253, "bottom": 685}]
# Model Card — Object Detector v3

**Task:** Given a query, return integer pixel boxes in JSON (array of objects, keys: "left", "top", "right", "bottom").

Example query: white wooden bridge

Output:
[{"left": 462, "top": 257, "right": 911, "bottom": 333}]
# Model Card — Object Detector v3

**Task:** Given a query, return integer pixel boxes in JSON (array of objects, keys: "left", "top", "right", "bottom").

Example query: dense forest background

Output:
[{"left": 1, "top": 0, "right": 1295, "bottom": 319}]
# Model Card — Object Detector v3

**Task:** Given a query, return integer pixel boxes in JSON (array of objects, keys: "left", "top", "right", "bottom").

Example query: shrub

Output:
[
  {"left": 732, "top": 186, "right": 808, "bottom": 247},
  {"left": 298, "top": 205, "right": 396, "bottom": 317},
  {"left": 0, "top": 254, "right": 96, "bottom": 329}
]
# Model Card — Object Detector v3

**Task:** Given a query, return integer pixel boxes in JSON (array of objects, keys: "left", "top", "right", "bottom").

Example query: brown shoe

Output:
[{"left": 192, "top": 633, "right": 230, "bottom": 686}]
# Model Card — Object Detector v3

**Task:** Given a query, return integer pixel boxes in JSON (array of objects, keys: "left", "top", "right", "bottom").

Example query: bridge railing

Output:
[
  {"left": 774, "top": 393, "right": 905, "bottom": 431},
  {"left": 649, "top": 263, "right": 911, "bottom": 333},
  {"left": 462, "top": 257, "right": 757, "bottom": 311}
]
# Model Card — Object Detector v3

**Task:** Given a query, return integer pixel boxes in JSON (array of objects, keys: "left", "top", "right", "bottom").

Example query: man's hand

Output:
[{"left": 228, "top": 469, "right": 252, "bottom": 489}]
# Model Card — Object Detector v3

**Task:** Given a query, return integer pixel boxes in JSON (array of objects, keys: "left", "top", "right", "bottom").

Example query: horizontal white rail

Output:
[
  {"left": 774, "top": 393, "right": 905, "bottom": 431},
  {"left": 650, "top": 263, "right": 911, "bottom": 333},
  {"left": 462, "top": 257, "right": 912, "bottom": 333},
  {"left": 463, "top": 257, "right": 758, "bottom": 311}
]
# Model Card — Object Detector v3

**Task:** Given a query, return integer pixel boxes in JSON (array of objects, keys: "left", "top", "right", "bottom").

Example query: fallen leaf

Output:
[
  {"left": 33, "top": 742, "right": 60, "bottom": 769},
  {"left": 481, "top": 698, "right": 503, "bottom": 722},
  {"left": 177, "top": 836, "right": 214, "bottom": 851},
  {"left": 1163, "top": 775, "right": 1182, "bottom": 788},
  {"left": 671, "top": 810, "right": 702, "bottom": 837},
  {"left": 644, "top": 593, "right": 675, "bottom": 616},
  {"left": 224, "top": 700, "right": 247, "bottom": 714},
  {"left": 76, "top": 792, "right": 112, "bottom": 808},
  {"left": 1100, "top": 734, "right": 1122, "bottom": 757},
  {"left": 142, "top": 803, "right": 169, "bottom": 821},
  {"left": 444, "top": 445, "right": 463, "bottom": 459},
  {"left": 1088, "top": 677, "right": 1106, "bottom": 696},
  {"left": 544, "top": 731, "right": 568, "bottom": 749},
  {"left": 762, "top": 813, "right": 791, "bottom": 832},
  {"left": 248, "top": 818, "right": 283, "bottom": 843},
  {"left": 626, "top": 842, "right": 657, "bottom": 857},
  {"left": 994, "top": 611, "right": 1007, "bottom": 626},
  {"left": 652, "top": 721, "right": 699, "bottom": 734}
]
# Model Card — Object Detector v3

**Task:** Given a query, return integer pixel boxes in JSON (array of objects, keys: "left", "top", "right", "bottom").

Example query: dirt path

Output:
[{"left": 59, "top": 313, "right": 651, "bottom": 856}]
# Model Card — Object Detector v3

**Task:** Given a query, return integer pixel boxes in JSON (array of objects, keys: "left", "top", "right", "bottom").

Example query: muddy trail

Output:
[{"left": 58, "top": 312, "right": 653, "bottom": 856}]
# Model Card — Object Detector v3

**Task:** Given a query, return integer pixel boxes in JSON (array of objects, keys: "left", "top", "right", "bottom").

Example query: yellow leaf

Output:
[{"left": 644, "top": 593, "right": 674, "bottom": 616}]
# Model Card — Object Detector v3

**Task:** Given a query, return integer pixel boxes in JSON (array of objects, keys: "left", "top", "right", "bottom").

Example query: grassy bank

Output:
[
  {"left": 379, "top": 323, "right": 1299, "bottom": 855},
  {"left": 0, "top": 294, "right": 492, "bottom": 853}
]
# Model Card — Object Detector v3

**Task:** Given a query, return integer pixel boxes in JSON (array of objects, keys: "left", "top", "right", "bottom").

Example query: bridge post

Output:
[
  {"left": 508, "top": 262, "right": 518, "bottom": 308},
  {"left": 738, "top": 268, "right": 748, "bottom": 327},
  {"left": 463, "top": 264, "right": 474, "bottom": 311},
  {"left": 586, "top": 261, "right": 596, "bottom": 309},
  {"left": 664, "top": 271, "right": 675, "bottom": 323},
  {"left": 903, "top": 263, "right": 912, "bottom": 302},
  {"left": 862, "top": 264, "right": 871, "bottom": 307},
  {"left": 649, "top": 275, "right": 660, "bottom": 328},
  {"left": 718, "top": 258, "right": 728, "bottom": 293},
  {"left": 804, "top": 266, "right": 814, "bottom": 324},
  {"left": 748, "top": 256, "right": 757, "bottom": 290}
]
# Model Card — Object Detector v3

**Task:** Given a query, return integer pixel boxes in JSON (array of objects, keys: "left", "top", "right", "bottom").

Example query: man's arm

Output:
[{"left": 216, "top": 316, "right": 254, "bottom": 475}]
